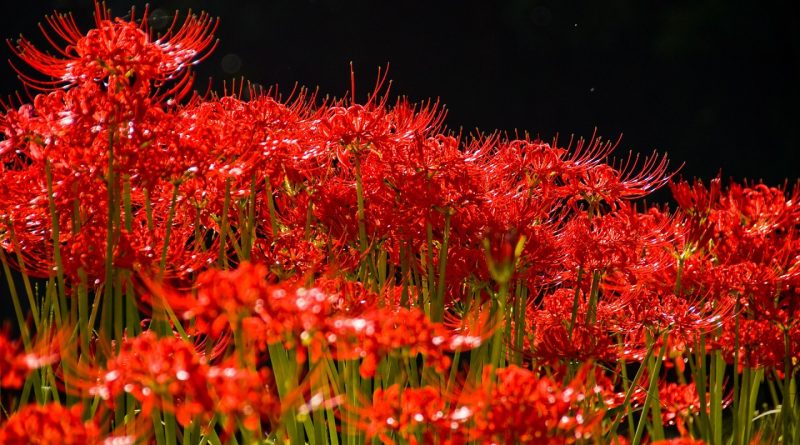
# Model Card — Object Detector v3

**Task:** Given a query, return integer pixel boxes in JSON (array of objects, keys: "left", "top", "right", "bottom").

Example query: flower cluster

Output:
[{"left": 0, "top": 3, "right": 798, "bottom": 445}]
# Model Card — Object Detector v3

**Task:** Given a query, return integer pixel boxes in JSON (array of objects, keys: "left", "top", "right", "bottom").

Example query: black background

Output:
[{"left": 0, "top": 0, "right": 798, "bottom": 322}]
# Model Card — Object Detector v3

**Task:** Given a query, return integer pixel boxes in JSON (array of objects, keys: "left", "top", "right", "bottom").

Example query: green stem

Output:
[
  {"left": 425, "top": 223, "right": 435, "bottom": 317},
  {"left": 632, "top": 332, "right": 668, "bottom": 445},
  {"left": 218, "top": 180, "right": 231, "bottom": 269},
  {"left": 608, "top": 341, "right": 657, "bottom": 438},
  {"left": 44, "top": 161, "right": 66, "bottom": 329},
  {"left": 268, "top": 343, "right": 302, "bottom": 444},
  {"left": 511, "top": 282, "right": 526, "bottom": 366},
  {"left": 586, "top": 270, "right": 601, "bottom": 325},
  {"left": 159, "top": 183, "right": 180, "bottom": 274},
  {"left": 568, "top": 267, "right": 584, "bottom": 340},
  {"left": 6, "top": 223, "right": 40, "bottom": 329},
  {"left": 354, "top": 160, "right": 368, "bottom": 254},
  {"left": 432, "top": 212, "right": 451, "bottom": 323},
  {"left": 489, "top": 281, "right": 509, "bottom": 372},
  {"left": 784, "top": 328, "right": 795, "bottom": 444},
  {"left": 242, "top": 176, "right": 257, "bottom": 260},
  {"left": 265, "top": 177, "right": 279, "bottom": 238}
]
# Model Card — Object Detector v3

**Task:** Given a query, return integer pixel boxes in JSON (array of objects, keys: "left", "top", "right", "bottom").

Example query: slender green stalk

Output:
[
  {"left": 586, "top": 270, "right": 601, "bottom": 325},
  {"left": 710, "top": 349, "right": 724, "bottom": 445},
  {"left": 783, "top": 328, "right": 795, "bottom": 444},
  {"left": 151, "top": 407, "right": 167, "bottom": 445},
  {"left": 489, "top": 281, "right": 509, "bottom": 372},
  {"left": 6, "top": 224, "right": 40, "bottom": 329},
  {"left": 354, "top": 159, "right": 368, "bottom": 255},
  {"left": 102, "top": 125, "right": 119, "bottom": 349},
  {"left": 732, "top": 300, "right": 741, "bottom": 445},
  {"left": 159, "top": 182, "right": 180, "bottom": 273},
  {"left": 424, "top": 223, "right": 435, "bottom": 316},
  {"left": 399, "top": 240, "right": 410, "bottom": 307},
  {"left": 44, "top": 161, "right": 66, "bottom": 329},
  {"left": 304, "top": 197, "right": 314, "bottom": 242},
  {"left": 265, "top": 177, "right": 280, "bottom": 238},
  {"left": 431, "top": 211, "right": 451, "bottom": 323},
  {"left": 568, "top": 267, "right": 584, "bottom": 339},
  {"left": 616, "top": 351, "right": 637, "bottom": 444},
  {"left": 632, "top": 332, "right": 668, "bottom": 445},
  {"left": 218, "top": 179, "right": 231, "bottom": 269},
  {"left": 268, "top": 343, "right": 303, "bottom": 444},
  {"left": 0, "top": 249, "right": 47, "bottom": 404},
  {"left": 608, "top": 341, "right": 657, "bottom": 438},
  {"left": 242, "top": 176, "right": 257, "bottom": 260},
  {"left": 690, "top": 334, "right": 712, "bottom": 441},
  {"left": 512, "top": 282, "right": 526, "bottom": 366},
  {"left": 648, "top": 346, "right": 666, "bottom": 441},
  {"left": 0, "top": 248, "right": 32, "bottom": 348}
]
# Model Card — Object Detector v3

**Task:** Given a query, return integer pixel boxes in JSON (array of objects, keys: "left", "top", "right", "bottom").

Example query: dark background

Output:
[{"left": 0, "top": 0, "right": 798, "bottom": 323}]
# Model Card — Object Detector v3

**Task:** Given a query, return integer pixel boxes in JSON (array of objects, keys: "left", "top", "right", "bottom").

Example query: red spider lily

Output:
[
  {"left": 147, "top": 261, "right": 273, "bottom": 338},
  {"left": 658, "top": 382, "right": 710, "bottom": 436},
  {"left": 351, "top": 364, "right": 609, "bottom": 444},
  {"left": 442, "top": 298, "right": 496, "bottom": 351},
  {"left": 10, "top": 3, "right": 217, "bottom": 96},
  {"left": 147, "top": 261, "right": 480, "bottom": 374},
  {"left": 3, "top": 1, "right": 219, "bottom": 185},
  {"left": 532, "top": 314, "right": 616, "bottom": 363},
  {"left": 560, "top": 204, "right": 672, "bottom": 274},
  {"left": 9, "top": 3, "right": 800, "bottom": 444},
  {"left": 463, "top": 364, "right": 607, "bottom": 444},
  {"left": 527, "top": 288, "right": 617, "bottom": 363},
  {"left": 204, "top": 363, "right": 281, "bottom": 434},
  {"left": 351, "top": 384, "right": 470, "bottom": 445},
  {"left": 331, "top": 307, "right": 454, "bottom": 378},
  {"left": 0, "top": 403, "right": 100, "bottom": 444},
  {"left": 603, "top": 280, "right": 734, "bottom": 345},
  {"left": 670, "top": 177, "right": 722, "bottom": 217},
  {"left": 315, "top": 67, "right": 445, "bottom": 166},
  {"left": 88, "top": 331, "right": 214, "bottom": 426},
  {"left": 84, "top": 330, "right": 286, "bottom": 435},
  {"left": 175, "top": 86, "right": 319, "bottom": 206},
  {"left": 0, "top": 328, "right": 60, "bottom": 389},
  {"left": 0, "top": 330, "right": 33, "bottom": 389},
  {"left": 716, "top": 318, "right": 797, "bottom": 370},
  {"left": 483, "top": 137, "right": 568, "bottom": 198},
  {"left": 560, "top": 149, "right": 674, "bottom": 210}
]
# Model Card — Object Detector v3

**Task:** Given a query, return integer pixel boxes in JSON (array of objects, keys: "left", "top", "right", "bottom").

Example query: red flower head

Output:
[
  {"left": 464, "top": 365, "right": 607, "bottom": 444},
  {"left": 90, "top": 331, "right": 214, "bottom": 426},
  {"left": 354, "top": 384, "right": 469, "bottom": 445},
  {"left": 0, "top": 403, "right": 100, "bottom": 445},
  {"left": 0, "top": 328, "right": 60, "bottom": 390},
  {"left": 11, "top": 2, "right": 217, "bottom": 99}
]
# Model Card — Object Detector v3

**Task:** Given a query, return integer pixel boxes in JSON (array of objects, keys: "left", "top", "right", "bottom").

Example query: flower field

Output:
[{"left": 0, "top": 4, "right": 798, "bottom": 445}]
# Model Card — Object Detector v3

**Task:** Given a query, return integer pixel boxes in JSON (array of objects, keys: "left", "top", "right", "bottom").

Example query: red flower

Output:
[
  {"left": 355, "top": 384, "right": 469, "bottom": 445},
  {"left": 90, "top": 331, "right": 214, "bottom": 426},
  {"left": 206, "top": 364, "right": 281, "bottom": 434},
  {"left": 465, "top": 365, "right": 606, "bottom": 444},
  {"left": 0, "top": 403, "right": 100, "bottom": 445},
  {"left": 658, "top": 382, "right": 709, "bottom": 435},
  {"left": 0, "top": 329, "right": 59, "bottom": 389},
  {"left": 11, "top": 2, "right": 216, "bottom": 96}
]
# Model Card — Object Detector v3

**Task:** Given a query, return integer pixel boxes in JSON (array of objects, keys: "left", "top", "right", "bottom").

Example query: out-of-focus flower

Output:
[
  {"left": 0, "top": 403, "right": 100, "bottom": 445},
  {"left": 0, "top": 329, "right": 59, "bottom": 389}
]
